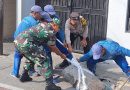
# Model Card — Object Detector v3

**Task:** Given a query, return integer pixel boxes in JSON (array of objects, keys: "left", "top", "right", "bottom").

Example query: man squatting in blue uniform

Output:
[{"left": 79, "top": 40, "right": 130, "bottom": 76}]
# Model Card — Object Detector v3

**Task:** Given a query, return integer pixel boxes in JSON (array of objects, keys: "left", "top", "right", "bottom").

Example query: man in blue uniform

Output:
[
  {"left": 44, "top": 5, "right": 64, "bottom": 42},
  {"left": 11, "top": 5, "right": 43, "bottom": 78},
  {"left": 44, "top": 5, "right": 72, "bottom": 69},
  {"left": 79, "top": 40, "right": 130, "bottom": 76}
]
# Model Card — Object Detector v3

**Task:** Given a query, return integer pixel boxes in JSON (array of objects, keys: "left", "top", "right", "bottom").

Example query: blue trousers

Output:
[
  {"left": 12, "top": 50, "right": 23, "bottom": 76},
  {"left": 87, "top": 55, "right": 130, "bottom": 76}
]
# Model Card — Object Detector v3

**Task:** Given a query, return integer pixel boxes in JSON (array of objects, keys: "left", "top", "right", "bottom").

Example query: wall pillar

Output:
[{"left": 0, "top": 0, "right": 3, "bottom": 54}]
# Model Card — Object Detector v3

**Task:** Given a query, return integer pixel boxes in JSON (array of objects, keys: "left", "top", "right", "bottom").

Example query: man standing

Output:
[
  {"left": 44, "top": 5, "right": 64, "bottom": 42},
  {"left": 11, "top": 5, "right": 43, "bottom": 78},
  {"left": 79, "top": 40, "right": 130, "bottom": 76},
  {"left": 44, "top": 5, "right": 73, "bottom": 69}
]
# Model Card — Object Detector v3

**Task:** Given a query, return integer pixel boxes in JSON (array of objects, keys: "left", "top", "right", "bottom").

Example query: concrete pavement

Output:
[
  {"left": 0, "top": 43, "right": 76, "bottom": 90},
  {"left": 1, "top": 43, "right": 130, "bottom": 90}
]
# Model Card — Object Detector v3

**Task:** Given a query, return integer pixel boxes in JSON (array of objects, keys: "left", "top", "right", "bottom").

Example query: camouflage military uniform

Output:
[{"left": 14, "top": 23, "right": 56, "bottom": 79}]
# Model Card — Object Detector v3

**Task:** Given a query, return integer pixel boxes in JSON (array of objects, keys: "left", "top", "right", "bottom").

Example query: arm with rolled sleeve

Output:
[{"left": 79, "top": 50, "right": 92, "bottom": 62}]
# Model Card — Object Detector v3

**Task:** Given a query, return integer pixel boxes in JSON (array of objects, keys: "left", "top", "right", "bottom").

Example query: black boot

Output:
[
  {"left": 45, "top": 83, "right": 61, "bottom": 90},
  {"left": 28, "top": 62, "right": 36, "bottom": 76},
  {"left": 55, "top": 60, "right": 70, "bottom": 69},
  {"left": 20, "top": 68, "right": 32, "bottom": 82},
  {"left": 45, "top": 77, "right": 61, "bottom": 90}
]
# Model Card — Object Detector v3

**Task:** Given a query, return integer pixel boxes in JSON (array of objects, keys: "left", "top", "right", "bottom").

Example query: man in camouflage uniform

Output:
[{"left": 14, "top": 12, "right": 65, "bottom": 90}]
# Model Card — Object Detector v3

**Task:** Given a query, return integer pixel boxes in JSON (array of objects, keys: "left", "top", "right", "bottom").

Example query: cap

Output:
[
  {"left": 53, "top": 18, "right": 60, "bottom": 25},
  {"left": 31, "top": 5, "right": 43, "bottom": 15},
  {"left": 44, "top": 5, "right": 56, "bottom": 15},
  {"left": 70, "top": 12, "right": 80, "bottom": 20},
  {"left": 41, "top": 12, "right": 52, "bottom": 22},
  {"left": 91, "top": 43, "right": 102, "bottom": 60}
]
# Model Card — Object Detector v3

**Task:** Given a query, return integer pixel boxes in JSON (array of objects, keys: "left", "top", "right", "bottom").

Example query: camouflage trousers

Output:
[
  {"left": 15, "top": 42, "right": 53, "bottom": 79},
  {"left": 24, "top": 57, "right": 53, "bottom": 79}
]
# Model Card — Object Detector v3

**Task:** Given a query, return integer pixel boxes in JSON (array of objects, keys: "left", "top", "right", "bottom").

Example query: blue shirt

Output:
[
  {"left": 53, "top": 15, "right": 65, "bottom": 42},
  {"left": 14, "top": 15, "right": 39, "bottom": 39},
  {"left": 79, "top": 40, "right": 125, "bottom": 62}
]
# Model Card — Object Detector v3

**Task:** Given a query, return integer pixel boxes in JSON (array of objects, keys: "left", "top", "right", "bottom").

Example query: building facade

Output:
[{"left": 1, "top": 0, "right": 130, "bottom": 64}]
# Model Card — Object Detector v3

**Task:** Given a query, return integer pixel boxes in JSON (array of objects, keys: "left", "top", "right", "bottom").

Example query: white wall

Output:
[
  {"left": 107, "top": 0, "right": 130, "bottom": 64},
  {"left": 22, "top": 0, "right": 35, "bottom": 18},
  {"left": 16, "top": 0, "right": 35, "bottom": 26}
]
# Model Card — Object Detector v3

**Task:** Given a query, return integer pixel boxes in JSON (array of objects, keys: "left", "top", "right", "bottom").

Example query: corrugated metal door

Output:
[{"left": 36, "top": 0, "right": 109, "bottom": 53}]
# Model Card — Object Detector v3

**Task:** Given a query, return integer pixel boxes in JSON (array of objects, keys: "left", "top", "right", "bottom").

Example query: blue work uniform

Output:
[
  {"left": 52, "top": 14, "right": 72, "bottom": 59},
  {"left": 79, "top": 40, "right": 130, "bottom": 76},
  {"left": 12, "top": 15, "right": 39, "bottom": 77}
]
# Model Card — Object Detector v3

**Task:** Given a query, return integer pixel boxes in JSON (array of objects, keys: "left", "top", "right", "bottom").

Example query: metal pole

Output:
[{"left": 0, "top": 0, "right": 3, "bottom": 55}]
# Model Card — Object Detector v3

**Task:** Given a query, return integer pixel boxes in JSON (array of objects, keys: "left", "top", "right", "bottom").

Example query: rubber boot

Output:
[
  {"left": 20, "top": 68, "right": 32, "bottom": 82},
  {"left": 45, "top": 77, "right": 61, "bottom": 90},
  {"left": 55, "top": 60, "right": 70, "bottom": 69},
  {"left": 28, "top": 62, "right": 36, "bottom": 76}
]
